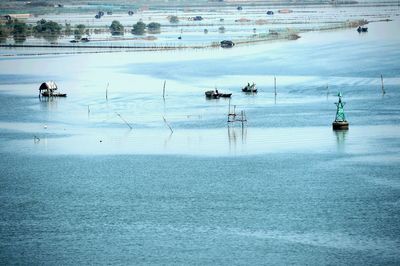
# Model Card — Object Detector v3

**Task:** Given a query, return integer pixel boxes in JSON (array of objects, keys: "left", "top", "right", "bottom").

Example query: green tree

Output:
[
  {"left": 132, "top": 21, "right": 146, "bottom": 35},
  {"left": 76, "top": 24, "right": 85, "bottom": 35},
  {"left": 64, "top": 23, "right": 72, "bottom": 35},
  {"left": 0, "top": 24, "right": 11, "bottom": 41},
  {"left": 147, "top": 22, "right": 161, "bottom": 34},
  {"left": 12, "top": 19, "right": 28, "bottom": 36},
  {"left": 169, "top": 15, "right": 179, "bottom": 23},
  {"left": 33, "top": 19, "right": 62, "bottom": 34},
  {"left": 74, "top": 29, "right": 82, "bottom": 40},
  {"left": 110, "top": 20, "right": 124, "bottom": 35}
]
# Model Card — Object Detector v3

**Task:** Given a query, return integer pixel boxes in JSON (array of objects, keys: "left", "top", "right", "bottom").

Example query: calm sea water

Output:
[{"left": 0, "top": 16, "right": 399, "bottom": 265}]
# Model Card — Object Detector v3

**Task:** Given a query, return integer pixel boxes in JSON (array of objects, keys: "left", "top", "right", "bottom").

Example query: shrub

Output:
[
  {"left": 12, "top": 19, "right": 29, "bottom": 36},
  {"left": 64, "top": 23, "right": 72, "bottom": 35},
  {"left": 168, "top": 15, "right": 179, "bottom": 23},
  {"left": 132, "top": 21, "right": 146, "bottom": 35},
  {"left": 110, "top": 20, "right": 124, "bottom": 35},
  {"left": 147, "top": 22, "right": 161, "bottom": 33},
  {"left": 33, "top": 19, "right": 62, "bottom": 34},
  {"left": 76, "top": 24, "right": 86, "bottom": 35},
  {"left": 0, "top": 24, "right": 11, "bottom": 40}
]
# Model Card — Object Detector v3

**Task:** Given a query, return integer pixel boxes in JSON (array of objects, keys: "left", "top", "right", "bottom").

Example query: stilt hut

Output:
[{"left": 39, "top": 81, "right": 66, "bottom": 97}]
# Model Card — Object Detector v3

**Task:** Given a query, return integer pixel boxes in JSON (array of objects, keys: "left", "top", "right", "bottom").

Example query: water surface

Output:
[{"left": 0, "top": 15, "right": 399, "bottom": 265}]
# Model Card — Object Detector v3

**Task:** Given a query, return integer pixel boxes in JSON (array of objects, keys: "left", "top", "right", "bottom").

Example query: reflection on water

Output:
[
  {"left": 163, "top": 132, "right": 173, "bottom": 149},
  {"left": 333, "top": 129, "right": 348, "bottom": 153},
  {"left": 228, "top": 125, "right": 247, "bottom": 154},
  {"left": 0, "top": 8, "right": 400, "bottom": 266},
  {"left": 39, "top": 96, "right": 60, "bottom": 111}
]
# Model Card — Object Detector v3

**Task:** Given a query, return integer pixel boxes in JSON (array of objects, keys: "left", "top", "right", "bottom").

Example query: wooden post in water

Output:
[
  {"left": 116, "top": 112, "right": 132, "bottom": 130},
  {"left": 163, "top": 116, "right": 173, "bottom": 133},
  {"left": 381, "top": 74, "right": 386, "bottom": 95},
  {"left": 326, "top": 84, "right": 329, "bottom": 100},
  {"left": 163, "top": 80, "right": 166, "bottom": 100},
  {"left": 106, "top": 82, "right": 109, "bottom": 101},
  {"left": 274, "top": 76, "right": 277, "bottom": 96}
]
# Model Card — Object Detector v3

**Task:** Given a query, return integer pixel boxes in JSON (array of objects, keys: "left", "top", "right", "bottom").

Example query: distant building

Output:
[{"left": 2, "top": 14, "right": 31, "bottom": 21}]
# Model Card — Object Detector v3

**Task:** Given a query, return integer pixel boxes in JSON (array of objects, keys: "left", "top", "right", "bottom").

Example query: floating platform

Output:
[
  {"left": 332, "top": 121, "right": 349, "bottom": 130},
  {"left": 41, "top": 92, "right": 67, "bottom": 97}
]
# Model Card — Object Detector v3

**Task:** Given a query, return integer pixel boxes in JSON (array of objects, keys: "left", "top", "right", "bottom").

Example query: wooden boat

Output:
[
  {"left": 242, "top": 83, "right": 257, "bottom": 93},
  {"left": 357, "top": 26, "right": 368, "bottom": 33},
  {"left": 220, "top": 40, "right": 235, "bottom": 48},
  {"left": 219, "top": 93, "right": 232, "bottom": 98},
  {"left": 205, "top": 90, "right": 219, "bottom": 98},
  {"left": 205, "top": 90, "right": 232, "bottom": 99}
]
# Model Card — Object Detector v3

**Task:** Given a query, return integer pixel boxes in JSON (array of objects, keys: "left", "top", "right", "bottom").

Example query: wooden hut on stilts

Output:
[{"left": 39, "top": 81, "right": 67, "bottom": 98}]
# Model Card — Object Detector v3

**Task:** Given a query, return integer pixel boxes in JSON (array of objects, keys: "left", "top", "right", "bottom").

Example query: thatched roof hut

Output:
[
  {"left": 39, "top": 81, "right": 58, "bottom": 92},
  {"left": 39, "top": 81, "right": 66, "bottom": 97}
]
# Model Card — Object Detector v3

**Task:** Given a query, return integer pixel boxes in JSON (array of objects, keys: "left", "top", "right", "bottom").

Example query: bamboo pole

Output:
[
  {"left": 116, "top": 112, "right": 132, "bottom": 130},
  {"left": 106, "top": 82, "right": 109, "bottom": 101},
  {"left": 381, "top": 74, "right": 386, "bottom": 94},
  {"left": 163, "top": 80, "right": 166, "bottom": 100},
  {"left": 326, "top": 84, "right": 329, "bottom": 99},
  {"left": 162, "top": 116, "right": 173, "bottom": 133}
]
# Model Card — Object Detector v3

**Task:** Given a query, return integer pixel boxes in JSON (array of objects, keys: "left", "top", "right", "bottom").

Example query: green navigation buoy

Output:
[{"left": 332, "top": 92, "right": 349, "bottom": 130}]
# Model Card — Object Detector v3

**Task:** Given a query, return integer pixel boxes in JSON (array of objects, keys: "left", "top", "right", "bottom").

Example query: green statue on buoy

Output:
[{"left": 332, "top": 92, "right": 349, "bottom": 130}]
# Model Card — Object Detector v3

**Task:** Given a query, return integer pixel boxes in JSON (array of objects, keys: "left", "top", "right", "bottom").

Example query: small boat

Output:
[
  {"left": 205, "top": 90, "right": 232, "bottom": 99},
  {"left": 219, "top": 93, "right": 232, "bottom": 98},
  {"left": 267, "top": 11, "right": 274, "bottom": 15},
  {"left": 357, "top": 26, "right": 368, "bottom": 33},
  {"left": 220, "top": 40, "right": 235, "bottom": 48},
  {"left": 205, "top": 90, "right": 218, "bottom": 98},
  {"left": 242, "top": 83, "right": 257, "bottom": 93}
]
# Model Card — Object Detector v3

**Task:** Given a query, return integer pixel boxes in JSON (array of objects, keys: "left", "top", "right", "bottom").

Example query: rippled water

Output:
[{"left": 0, "top": 17, "right": 399, "bottom": 265}]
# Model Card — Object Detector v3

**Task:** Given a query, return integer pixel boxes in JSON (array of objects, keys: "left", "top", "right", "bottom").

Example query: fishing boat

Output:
[
  {"left": 220, "top": 40, "right": 235, "bottom": 48},
  {"left": 357, "top": 26, "right": 368, "bottom": 33},
  {"left": 242, "top": 83, "right": 257, "bottom": 93},
  {"left": 205, "top": 90, "right": 232, "bottom": 99}
]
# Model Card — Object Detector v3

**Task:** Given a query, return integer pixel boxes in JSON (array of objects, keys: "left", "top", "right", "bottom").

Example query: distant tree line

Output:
[
  {"left": 132, "top": 21, "right": 161, "bottom": 35},
  {"left": 0, "top": 18, "right": 164, "bottom": 43}
]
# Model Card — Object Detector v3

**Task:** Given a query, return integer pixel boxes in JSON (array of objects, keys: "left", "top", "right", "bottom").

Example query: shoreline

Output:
[{"left": 0, "top": 19, "right": 372, "bottom": 57}]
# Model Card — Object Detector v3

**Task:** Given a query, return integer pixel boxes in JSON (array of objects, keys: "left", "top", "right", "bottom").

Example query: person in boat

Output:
[{"left": 215, "top": 89, "right": 219, "bottom": 95}]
